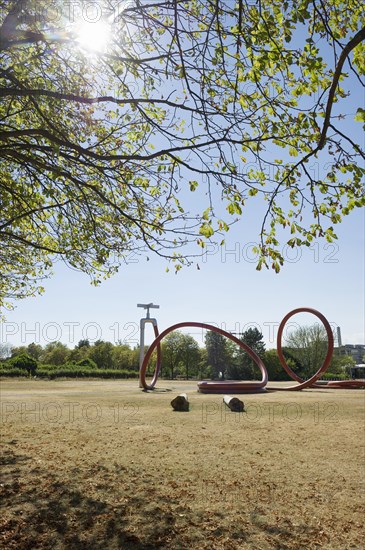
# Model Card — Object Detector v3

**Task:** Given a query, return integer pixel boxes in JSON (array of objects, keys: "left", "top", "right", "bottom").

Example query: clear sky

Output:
[{"left": 1, "top": 203, "right": 363, "bottom": 350}]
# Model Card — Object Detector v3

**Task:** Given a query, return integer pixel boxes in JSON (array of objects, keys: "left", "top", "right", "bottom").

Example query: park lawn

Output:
[{"left": 0, "top": 379, "right": 364, "bottom": 549}]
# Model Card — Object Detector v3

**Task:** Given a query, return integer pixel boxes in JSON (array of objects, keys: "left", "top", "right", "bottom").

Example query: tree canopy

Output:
[
  {"left": 161, "top": 330, "right": 201, "bottom": 378},
  {"left": 227, "top": 327, "right": 266, "bottom": 379},
  {"left": 205, "top": 330, "right": 229, "bottom": 379},
  {"left": 284, "top": 323, "right": 328, "bottom": 378},
  {"left": 1, "top": 0, "right": 364, "bottom": 309}
]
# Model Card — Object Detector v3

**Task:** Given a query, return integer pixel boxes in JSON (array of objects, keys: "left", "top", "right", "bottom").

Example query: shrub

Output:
[
  {"left": 320, "top": 372, "right": 347, "bottom": 381},
  {"left": 76, "top": 358, "right": 97, "bottom": 369},
  {"left": 0, "top": 367, "right": 28, "bottom": 377},
  {"left": 34, "top": 366, "right": 139, "bottom": 379},
  {"left": 1, "top": 361, "right": 139, "bottom": 379},
  {"left": 8, "top": 354, "right": 38, "bottom": 376}
]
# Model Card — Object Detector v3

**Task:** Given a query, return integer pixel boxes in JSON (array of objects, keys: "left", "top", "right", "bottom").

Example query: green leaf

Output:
[
  {"left": 354, "top": 108, "right": 365, "bottom": 123},
  {"left": 199, "top": 222, "right": 214, "bottom": 238},
  {"left": 202, "top": 208, "right": 211, "bottom": 221}
]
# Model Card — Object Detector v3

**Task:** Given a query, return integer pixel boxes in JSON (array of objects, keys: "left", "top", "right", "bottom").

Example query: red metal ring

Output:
[
  {"left": 275, "top": 307, "right": 334, "bottom": 391},
  {"left": 139, "top": 322, "right": 268, "bottom": 391},
  {"left": 139, "top": 309, "right": 343, "bottom": 393}
]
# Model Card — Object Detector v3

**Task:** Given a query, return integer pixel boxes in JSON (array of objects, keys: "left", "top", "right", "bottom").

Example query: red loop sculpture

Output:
[
  {"left": 139, "top": 308, "right": 364, "bottom": 392},
  {"left": 139, "top": 322, "right": 268, "bottom": 391},
  {"left": 271, "top": 307, "right": 334, "bottom": 391}
]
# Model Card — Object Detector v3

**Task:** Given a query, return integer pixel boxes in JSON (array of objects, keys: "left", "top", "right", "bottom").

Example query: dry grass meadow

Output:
[{"left": 1, "top": 378, "right": 364, "bottom": 549}]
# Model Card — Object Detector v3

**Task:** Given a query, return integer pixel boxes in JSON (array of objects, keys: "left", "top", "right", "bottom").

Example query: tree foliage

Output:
[
  {"left": 284, "top": 323, "right": 328, "bottom": 378},
  {"left": 179, "top": 333, "right": 201, "bottom": 379},
  {"left": 262, "top": 348, "right": 292, "bottom": 381},
  {"left": 26, "top": 341, "right": 43, "bottom": 360},
  {"left": 227, "top": 327, "right": 266, "bottom": 379},
  {"left": 40, "top": 341, "right": 70, "bottom": 365},
  {"left": 76, "top": 357, "right": 98, "bottom": 369},
  {"left": 161, "top": 331, "right": 199, "bottom": 379},
  {"left": 205, "top": 330, "right": 230, "bottom": 379},
  {"left": 5, "top": 339, "right": 140, "bottom": 370},
  {"left": 328, "top": 351, "right": 356, "bottom": 373},
  {"left": 8, "top": 352, "right": 37, "bottom": 375},
  {"left": 1, "top": 0, "right": 364, "bottom": 308},
  {"left": 88, "top": 340, "right": 114, "bottom": 369}
]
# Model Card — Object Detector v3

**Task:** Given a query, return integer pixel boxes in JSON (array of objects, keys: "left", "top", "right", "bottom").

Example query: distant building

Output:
[
  {"left": 339, "top": 344, "right": 365, "bottom": 365},
  {"left": 350, "top": 364, "right": 365, "bottom": 379}
]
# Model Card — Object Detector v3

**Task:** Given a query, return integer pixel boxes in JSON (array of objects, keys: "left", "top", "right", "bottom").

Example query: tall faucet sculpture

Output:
[{"left": 137, "top": 303, "right": 160, "bottom": 388}]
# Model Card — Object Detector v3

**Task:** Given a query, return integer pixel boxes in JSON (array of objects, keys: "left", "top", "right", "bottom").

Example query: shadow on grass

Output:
[
  {"left": 142, "top": 388, "right": 173, "bottom": 393},
  {"left": 1, "top": 477, "right": 174, "bottom": 549},
  {"left": 0, "top": 449, "right": 193, "bottom": 549},
  {"left": 249, "top": 509, "right": 323, "bottom": 544},
  {"left": 1, "top": 448, "right": 325, "bottom": 550}
]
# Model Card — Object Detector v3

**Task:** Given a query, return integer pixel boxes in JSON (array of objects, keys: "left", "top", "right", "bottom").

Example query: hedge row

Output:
[
  {"left": 319, "top": 372, "right": 348, "bottom": 381},
  {"left": 0, "top": 368, "right": 28, "bottom": 377},
  {"left": 0, "top": 365, "right": 350, "bottom": 382},
  {"left": 0, "top": 366, "right": 139, "bottom": 379}
]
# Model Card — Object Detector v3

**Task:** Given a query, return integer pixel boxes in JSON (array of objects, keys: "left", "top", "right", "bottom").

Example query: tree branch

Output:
[
  {"left": 318, "top": 25, "right": 365, "bottom": 150},
  {"left": 0, "top": 87, "right": 219, "bottom": 117}
]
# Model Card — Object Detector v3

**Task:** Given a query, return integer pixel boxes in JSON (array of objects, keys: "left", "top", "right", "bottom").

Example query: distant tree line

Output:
[{"left": 0, "top": 325, "right": 355, "bottom": 380}]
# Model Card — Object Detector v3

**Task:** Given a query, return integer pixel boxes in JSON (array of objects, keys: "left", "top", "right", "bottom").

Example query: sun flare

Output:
[{"left": 75, "top": 20, "right": 111, "bottom": 53}]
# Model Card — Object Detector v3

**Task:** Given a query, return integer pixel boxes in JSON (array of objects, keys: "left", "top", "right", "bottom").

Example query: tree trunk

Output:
[
  {"left": 171, "top": 393, "right": 189, "bottom": 411},
  {"left": 223, "top": 395, "right": 244, "bottom": 412}
]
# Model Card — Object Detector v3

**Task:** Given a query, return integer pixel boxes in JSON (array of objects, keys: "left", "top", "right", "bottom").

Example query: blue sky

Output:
[{"left": 1, "top": 203, "right": 363, "bottom": 350}]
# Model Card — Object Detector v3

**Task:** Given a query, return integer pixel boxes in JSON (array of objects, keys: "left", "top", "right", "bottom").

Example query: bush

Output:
[
  {"left": 34, "top": 365, "right": 139, "bottom": 379},
  {"left": 0, "top": 367, "right": 28, "bottom": 377},
  {"left": 76, "top": 358, "right": 97, "bottom": 369},
  {"left": 0, "top": 361, "right": 139, "bottom": 380},
  {"left": 320, "top": 372, "right": 347, "bottom": 381},
  {"left": 8, "top": 354, "right": 38, "bottom": 376}
]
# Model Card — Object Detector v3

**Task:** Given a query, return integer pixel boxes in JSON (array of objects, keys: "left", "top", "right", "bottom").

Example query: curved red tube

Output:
[
  {"left": 139, "top": 308, "right": 364, "bottom": 392},
  {"left": 139, "top": 322, "right": 268, "bottom": 391},
  {"left": 269, "top": 307, "right": 334, "bottom": 391},
  {"left": 324, "top": 379, "right": 365, "bottom": 389}
]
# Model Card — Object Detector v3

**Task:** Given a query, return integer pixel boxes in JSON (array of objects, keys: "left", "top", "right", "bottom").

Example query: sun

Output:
[{"left": 75, "top": 20, "right": 112, "bottom": 53}]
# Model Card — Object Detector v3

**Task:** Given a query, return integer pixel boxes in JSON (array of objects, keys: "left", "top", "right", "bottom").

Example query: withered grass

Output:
[{"left": 1, "top": 379, "right": 364, "bottom": 549}]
